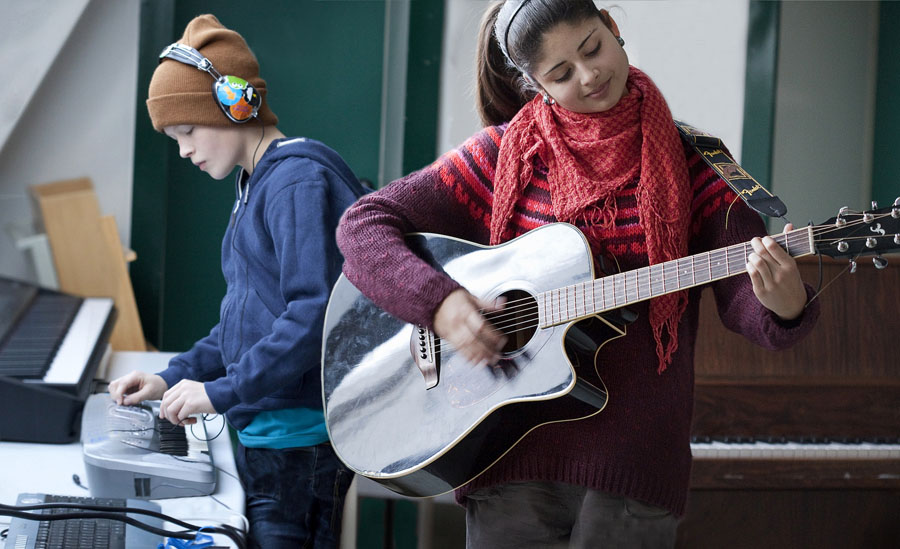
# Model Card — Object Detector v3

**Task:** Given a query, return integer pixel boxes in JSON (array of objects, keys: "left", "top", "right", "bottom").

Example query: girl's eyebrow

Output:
[{"left": 542, "top": 28, "right": 598, "bottom": 77}]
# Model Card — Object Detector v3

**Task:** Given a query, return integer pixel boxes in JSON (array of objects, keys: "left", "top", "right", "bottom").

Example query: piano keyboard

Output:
[
  {"left": 32, "top": 298, "right": 115, "bottom": 386},
  {"left": 81, "top": 394, "right": 217, "bottom": 499},
  {"left": 0, "top": 275, "right": 114, "bottom": 389},
  {"left": 0, "top": 292, "right": 81, "bottom": 377},
  {"left": 691, "top": 438, "right": 900, "bottom": 459}
]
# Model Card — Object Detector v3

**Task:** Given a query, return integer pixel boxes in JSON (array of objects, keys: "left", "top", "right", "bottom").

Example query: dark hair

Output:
[{"left": 476, "top": 0, "right": 610, "bottom": 127}]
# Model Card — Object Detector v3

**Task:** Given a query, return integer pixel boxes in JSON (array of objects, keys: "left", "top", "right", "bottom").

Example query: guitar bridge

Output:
[{"left": 410, "top": 324, "right": 440, "bottom": 389}]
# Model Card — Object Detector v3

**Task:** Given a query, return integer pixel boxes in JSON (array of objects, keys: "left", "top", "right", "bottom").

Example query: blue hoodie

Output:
[{"left": 157, "top": 137, "right": 366, "bottom": 430}]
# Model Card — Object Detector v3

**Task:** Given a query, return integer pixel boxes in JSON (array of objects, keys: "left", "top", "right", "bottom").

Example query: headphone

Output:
[{"left": 158, "top": 42, "right": 261, "bottom": 124}]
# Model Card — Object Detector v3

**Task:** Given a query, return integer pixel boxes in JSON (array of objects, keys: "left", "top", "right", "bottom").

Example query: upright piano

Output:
[
  {"left": 677, "top": 256, "right": 900, "bottom": 548},
  {"left": 0, "top": 276, "right": 116, "bottom": 443}
]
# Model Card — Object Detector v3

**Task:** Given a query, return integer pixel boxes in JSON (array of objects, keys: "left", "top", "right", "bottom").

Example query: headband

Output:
[{"left": 496, "top": 0, "right": 534, "bottom": 70}]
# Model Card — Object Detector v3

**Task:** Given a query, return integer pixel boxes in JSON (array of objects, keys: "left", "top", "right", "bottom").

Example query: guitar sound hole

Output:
[{"left": 489, "top": 289, "right": 537, "bottom": 355}]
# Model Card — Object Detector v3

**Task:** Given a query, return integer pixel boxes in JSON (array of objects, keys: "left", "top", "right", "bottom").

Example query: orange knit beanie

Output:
[{"left": 146, "top": 14, "right": 278, "bottom": 131}]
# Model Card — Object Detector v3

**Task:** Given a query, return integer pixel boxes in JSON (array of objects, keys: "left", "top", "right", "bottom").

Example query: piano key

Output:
[
  {"left": 690, "top": 440, "right": 900, "bottom": 459},
  {"left": 0, "top": 293, "right": 82, "bottom": 377},
  {"left": 26, "top": 298, "right": 115, "bottom": 386}
]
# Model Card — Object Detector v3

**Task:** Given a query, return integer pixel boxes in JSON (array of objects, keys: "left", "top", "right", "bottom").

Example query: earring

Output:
[
  {"left": 542, "top": 93, "right": 556, "bottom": 105},
  {"left": 616, "top": 36, "right": 625, "bottom": 47}
]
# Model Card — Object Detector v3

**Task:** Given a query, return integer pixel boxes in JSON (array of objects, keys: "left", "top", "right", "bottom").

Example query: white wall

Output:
[
  {"left": 438, "top": 0, "right": 750, "bottom": 161},
  {"left": 0, "top": 0, "right": 140, "bottom": 283}
]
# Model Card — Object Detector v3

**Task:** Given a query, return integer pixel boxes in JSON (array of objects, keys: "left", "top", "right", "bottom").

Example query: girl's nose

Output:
[{"left": 581, "top": 66, "right": 599, "bottom": 87}]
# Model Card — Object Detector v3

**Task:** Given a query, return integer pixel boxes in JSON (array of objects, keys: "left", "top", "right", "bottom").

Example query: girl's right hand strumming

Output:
[
  {"left": 108, "top": 371, "right": 169, "bottom": 406},
  {"left": 433, "top": 288, "right": 507, "bottom": 367}
]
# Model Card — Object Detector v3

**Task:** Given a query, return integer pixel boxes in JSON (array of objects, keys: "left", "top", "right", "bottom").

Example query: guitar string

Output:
[
  {"left": 475, "top": 213, "right": 893, "bottom": 329},
  {"left": 447, "top": 239, "right": 882, "bottom": 347},
  {"left": 429, "top": 213, "right": 896, "bottom": 351},
  {"left": 423, "top": 212, "right": 896, "bottom": 354}
]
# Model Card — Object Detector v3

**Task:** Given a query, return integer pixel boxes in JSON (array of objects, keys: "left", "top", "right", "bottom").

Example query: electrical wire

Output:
[{"left": 0, "top": 501, "right": 246, "bottom": 548}]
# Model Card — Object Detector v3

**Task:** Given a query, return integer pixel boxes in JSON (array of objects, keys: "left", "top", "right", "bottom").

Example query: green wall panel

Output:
[
  {"left": 872, "top": 1, "right": 900, "bottom": 206},
  {"left": 740, "top": 0, "right": 780, "bottom": 196},
  {"left": 402, "top": 0, "right": 444, "bottom": 175},
  {"left": 132, "top": 0, "right": 386, "bottom": 351}
]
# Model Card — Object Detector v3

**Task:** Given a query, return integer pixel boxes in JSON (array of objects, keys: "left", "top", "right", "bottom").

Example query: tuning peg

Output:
[
  {"left": 863, "top": 211, "right": 875, "bottom": 223},
  {"left": 849, "top": 259, "right": 857, "bottom": 273},
  {"left": 893, "top": 197, "right": 899, "bottom": 219},
  {"left": 837, "top": 241, "right": 849, "bottom": 253},
  {"left": 895, "top": 234, "right": 900, "bottom": 245},
  {"left": 835, "top": 206, "right": 849, "bottom": 226},
  {"left": 866, "top": 237, "right": 877, "bottom": 248},
  {"left": 873, "top": 254, "right": 888, "bottom": 270}
]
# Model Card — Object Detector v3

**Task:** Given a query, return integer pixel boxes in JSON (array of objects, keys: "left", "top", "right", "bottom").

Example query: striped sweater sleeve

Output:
[
  {"left": 685, "top": 145, "right": 820, "bottom": 349},
  {"left": 336, "top": 128, "right": 503, "bottom": 328}
]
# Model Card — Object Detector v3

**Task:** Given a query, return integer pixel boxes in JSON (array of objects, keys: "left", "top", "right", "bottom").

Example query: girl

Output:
[{"left": 337, "top": 1, "right": 819, "bottom": 546}]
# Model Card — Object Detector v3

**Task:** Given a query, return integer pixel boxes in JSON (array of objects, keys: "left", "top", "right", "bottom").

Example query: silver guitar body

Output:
[{"left": 321, "top": 223, "right": 614, "bottom": 497}]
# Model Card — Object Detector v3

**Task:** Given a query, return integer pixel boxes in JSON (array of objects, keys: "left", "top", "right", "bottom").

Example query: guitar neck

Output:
[{"left": 538, "top": 226, "right": 816, "bottom": 327}]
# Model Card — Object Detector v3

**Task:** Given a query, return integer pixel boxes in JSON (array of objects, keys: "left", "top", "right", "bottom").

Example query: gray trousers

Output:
[{"left": 465, "top": 481, "right": 679, "bottom": 549}]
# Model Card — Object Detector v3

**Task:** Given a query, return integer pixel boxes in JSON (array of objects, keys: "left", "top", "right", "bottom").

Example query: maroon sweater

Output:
[{"left": 336, "top": 125, "right": 819, "bottom": 516}]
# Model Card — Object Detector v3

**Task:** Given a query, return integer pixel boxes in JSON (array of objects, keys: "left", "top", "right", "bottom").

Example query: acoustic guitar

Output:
[{"left": 322, "top": 200, "right": 900, "bottom": 497}]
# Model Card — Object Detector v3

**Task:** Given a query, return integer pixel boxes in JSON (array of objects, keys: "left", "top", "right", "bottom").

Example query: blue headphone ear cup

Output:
[{"left": 213, "top": 75, "right": 260, "bottom": 123}]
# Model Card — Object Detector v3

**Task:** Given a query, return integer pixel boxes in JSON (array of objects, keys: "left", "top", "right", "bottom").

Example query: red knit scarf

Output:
[{"left": 491, "top": 66, "right": 691, "bottom": 372}]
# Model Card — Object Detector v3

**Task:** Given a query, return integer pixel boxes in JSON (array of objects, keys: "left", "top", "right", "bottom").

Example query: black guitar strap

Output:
[{"left": 675, "top": 120, "right": 788, "bottom": 218}]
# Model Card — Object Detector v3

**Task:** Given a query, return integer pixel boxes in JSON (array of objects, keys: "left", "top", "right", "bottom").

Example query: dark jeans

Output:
[
  {"left": 465, "top": 481, "right": 679, "bottom": 548},
  {"left": 235, "top": 441, "right": 354, "bottom": 549}
]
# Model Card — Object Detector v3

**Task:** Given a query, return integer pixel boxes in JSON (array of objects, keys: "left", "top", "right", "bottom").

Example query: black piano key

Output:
[
  {"left": 0, "top": 293, "right": 82, "bottom": 378},
  {"left": 157, "top": 418, "right": 190, "bottom": 456}
]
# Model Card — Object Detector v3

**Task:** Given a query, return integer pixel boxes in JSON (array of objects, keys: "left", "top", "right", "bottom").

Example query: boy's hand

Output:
[
  {"left": 159, "top": 380, "right": 216, "bottom": 425},
  {"left": 108, "top": 371, "right": 168, "bottom": 406}
]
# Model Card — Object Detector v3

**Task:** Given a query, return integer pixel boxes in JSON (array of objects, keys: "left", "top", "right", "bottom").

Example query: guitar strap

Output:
[{"left": 674, "top": 120, "right": 787, "bottom": 218}]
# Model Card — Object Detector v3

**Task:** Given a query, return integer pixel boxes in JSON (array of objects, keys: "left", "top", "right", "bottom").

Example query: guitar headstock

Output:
[{"left": 814, "top": 198, "right": 900, "bottom": 270}]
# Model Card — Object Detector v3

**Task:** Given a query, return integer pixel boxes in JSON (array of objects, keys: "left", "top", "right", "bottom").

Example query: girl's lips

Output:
[{"left": 587, "top": 79, "right": 610, "bottom": 98}]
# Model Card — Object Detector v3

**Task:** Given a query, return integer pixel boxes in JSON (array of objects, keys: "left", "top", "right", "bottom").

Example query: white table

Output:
[{"left": 0, "top": 350, "right": 246, "bottom": 547}]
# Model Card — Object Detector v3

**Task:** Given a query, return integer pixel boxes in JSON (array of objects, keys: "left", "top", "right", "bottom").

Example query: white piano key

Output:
[
  {"left": 29, "top": 297, "right": 114, "bottom": 385},
  {"left": 691, "top": 441, "right": 900, "bottom": 459}
]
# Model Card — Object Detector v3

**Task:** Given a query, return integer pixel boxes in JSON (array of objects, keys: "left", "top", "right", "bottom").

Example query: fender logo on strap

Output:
[{"left": 675, "top": 120, "right": 787, "bottom": 218}]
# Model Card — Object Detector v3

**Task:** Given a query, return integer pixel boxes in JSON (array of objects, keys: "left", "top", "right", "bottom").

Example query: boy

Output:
[{"left": 108, "top": 14, "right": 363, "bottom": 548}]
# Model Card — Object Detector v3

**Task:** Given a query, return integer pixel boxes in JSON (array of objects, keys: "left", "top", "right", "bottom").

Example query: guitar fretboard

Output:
[{"left": 538, "top": 226, "right": 815, "bottom": 327}]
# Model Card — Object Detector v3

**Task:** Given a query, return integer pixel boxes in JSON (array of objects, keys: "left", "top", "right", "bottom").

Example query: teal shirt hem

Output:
[{"left": 237, "top": 407, "right": 329, "bottom": 449}]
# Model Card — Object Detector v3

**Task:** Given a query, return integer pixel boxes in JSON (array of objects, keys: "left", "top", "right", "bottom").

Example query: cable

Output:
[
  {"left": 214, "top": 464, "right": 241, "bottom": 483},
  {"left": 0, "top": 508, "right": 195, "bottom": 540},
  {"left": 0, "top": 501, "right": 199, "bottom": 531},
  {"left": 72, "top": 473, "right": 90, "bottom": 491},
  {"left": 192, "top": 413, "right": 226, "bottom": 442},
  {"left": 0, "top": 504, "right": 247, "bottom": 548},
  {"left": 251, "top": 118, "right": 265, "bottom": 174}
]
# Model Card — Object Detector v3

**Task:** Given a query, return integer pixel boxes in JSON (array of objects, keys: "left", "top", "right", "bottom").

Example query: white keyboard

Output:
[
  {"left": 691, "top": 440, "right": 900, "bottom": 459},
  {"left": 24, "top": 297, "right": 114, "bottom": 386}
]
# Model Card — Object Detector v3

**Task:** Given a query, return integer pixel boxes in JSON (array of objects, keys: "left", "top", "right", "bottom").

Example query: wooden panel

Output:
[
  {"left": 31, "top": 178, "right": 146, "bottom": 350},
  {"left": 677, "top": 490, "right": 900, "bottom": 549},
  {"left": 99, "top": 215, "right": 146, "bottom": 351},
  {"left": 692, "top": 382, "right": 900, "bottom": 439},
  {"left": 694, "top": 255, "right": 900, "bottom": 379},
  {"left": 691, "top": 458, "right": 900, "bottom": 490}
]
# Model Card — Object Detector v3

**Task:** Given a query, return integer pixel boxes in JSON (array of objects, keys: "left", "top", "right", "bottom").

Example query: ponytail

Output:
[{"left": 475, "top": 1, "right": 534, "bottom": 127}]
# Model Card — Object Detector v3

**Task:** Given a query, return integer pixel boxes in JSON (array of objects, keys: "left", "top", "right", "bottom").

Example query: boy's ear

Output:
[{"left": 599, "top": 9, "right": 621, "bottom": 39}]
